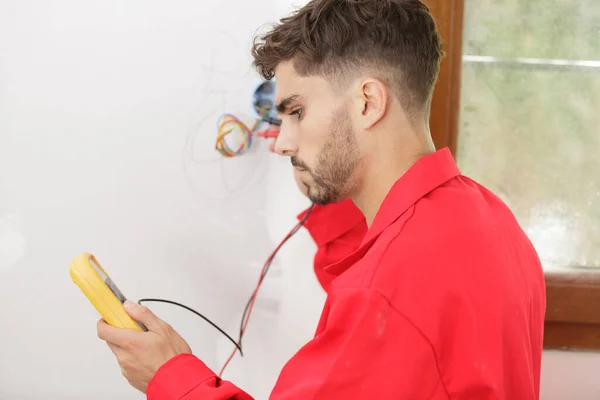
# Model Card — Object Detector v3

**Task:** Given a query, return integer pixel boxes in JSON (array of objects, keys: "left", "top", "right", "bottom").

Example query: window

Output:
[
  {"left": 456, "top": 0, "right": 600, "bottom": 270},
  {"left": 424, "top": 0, "right": 600, "bottom": 349}
]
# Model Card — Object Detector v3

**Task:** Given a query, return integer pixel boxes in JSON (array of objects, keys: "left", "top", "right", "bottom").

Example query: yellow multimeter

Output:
[{"left": 70, "top": 252, "right": 147, "bottom": 332}]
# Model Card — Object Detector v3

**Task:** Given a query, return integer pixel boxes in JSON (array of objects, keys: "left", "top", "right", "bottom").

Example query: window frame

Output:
[{"left": 423, "top": 0, "right": 600, "bottom": 351}]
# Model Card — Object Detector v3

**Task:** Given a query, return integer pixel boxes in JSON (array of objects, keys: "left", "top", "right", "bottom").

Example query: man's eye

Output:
[{"left": 290, "top": 108, "right": 303, "bottom": 120}]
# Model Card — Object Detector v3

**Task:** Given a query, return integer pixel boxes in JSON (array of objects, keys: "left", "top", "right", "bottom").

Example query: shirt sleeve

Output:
[
  {"left": 146, "top": 354, "right": 253, "bottom": 400},
  {"left": 146, "top": 288, "right": 447, "bottom": 400}
]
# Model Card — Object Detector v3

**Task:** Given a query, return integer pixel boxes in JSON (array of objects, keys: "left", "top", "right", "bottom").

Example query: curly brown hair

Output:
[{"left": 251, "top": 0, "right": 444, "bottom": 120}]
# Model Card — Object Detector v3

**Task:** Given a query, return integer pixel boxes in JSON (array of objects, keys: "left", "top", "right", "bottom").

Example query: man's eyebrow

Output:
[{"left": 275, "top": 95, "right": 301, "bottom": 114}]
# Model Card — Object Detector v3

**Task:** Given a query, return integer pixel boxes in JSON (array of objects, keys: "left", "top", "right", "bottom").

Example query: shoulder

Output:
[
  {"left": 370, "top": 174, "right": 543, "bottom": 309},
  {"left": 381, "top": 174, "right": 529, "bottom": 267}
]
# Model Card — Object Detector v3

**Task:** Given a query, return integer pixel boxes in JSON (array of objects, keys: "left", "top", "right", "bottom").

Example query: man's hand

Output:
[{"left": 97, "top": 301, "right": 192, "bottom": 393}]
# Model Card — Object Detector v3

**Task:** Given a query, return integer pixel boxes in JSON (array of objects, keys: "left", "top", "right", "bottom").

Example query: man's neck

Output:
[{"left": 352, "top": 137, "right": 435, "bottom": 227}]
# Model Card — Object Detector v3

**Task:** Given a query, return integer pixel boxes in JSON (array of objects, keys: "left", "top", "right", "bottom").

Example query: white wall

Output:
[
  {"left": 0, "top": 1, "right": 598, "bottom": 399},
  {"left": 0, "top": 1, "right": 322, "bottom": 399}
]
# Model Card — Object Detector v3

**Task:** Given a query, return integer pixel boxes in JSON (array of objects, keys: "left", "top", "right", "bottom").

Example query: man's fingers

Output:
[
  {"left": 107, "top": 342, "right": 120, "bottom": 353},
  {"left": 105, "top": 341, "right": 136, "bottom": 379},
  {"left": 123, "top": 301, "right": 162, "bottom": 332},
  {"left": 97, "top": 318, "right": 140, "bottom": 348},
  {"left": 106, "top": 342, "right": 127, "bottom": 359}
]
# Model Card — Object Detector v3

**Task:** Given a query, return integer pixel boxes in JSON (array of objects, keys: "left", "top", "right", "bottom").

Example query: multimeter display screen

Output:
[{"left": 90, "top": 257, "right": 128, "bottom": 304}]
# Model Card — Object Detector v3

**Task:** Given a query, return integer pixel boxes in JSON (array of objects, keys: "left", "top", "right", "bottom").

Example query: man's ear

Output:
[{"left": 353, "top": 78, "right": 388, "bottom": 129}]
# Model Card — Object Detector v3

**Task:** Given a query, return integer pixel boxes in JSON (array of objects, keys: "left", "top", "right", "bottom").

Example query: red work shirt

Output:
[
  {"left": 297, "top": 199, "right": 367, "bottom": 293},
  {"left": 147, "top": 148, "right": 546, "bottom": 400}
]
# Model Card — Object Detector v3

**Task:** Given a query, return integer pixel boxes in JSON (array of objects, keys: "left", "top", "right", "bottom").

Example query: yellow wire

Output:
[{"left": 215, "top": 106, "right": 273, "bottom": 157}]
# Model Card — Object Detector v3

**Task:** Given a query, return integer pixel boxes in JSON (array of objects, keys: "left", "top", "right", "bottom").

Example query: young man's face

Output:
[{"left": 272, "top": 61, "right": 361, "bottom": 205}]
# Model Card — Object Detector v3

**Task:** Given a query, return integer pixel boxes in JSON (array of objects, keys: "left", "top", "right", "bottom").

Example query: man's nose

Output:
[{"left": 272, "top": 125, "right": 298, "bottom": 156}]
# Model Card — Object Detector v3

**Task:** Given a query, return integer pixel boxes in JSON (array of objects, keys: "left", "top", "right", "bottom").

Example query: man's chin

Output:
[
  {"left": 309, "top": 198, "right": 331, "bottom": 206},
  {"left": 306, "top": 189, "right": 324, "bottom": 206},
  {"left": 307, "top": 189, "right": 339, "bottom": 206}
]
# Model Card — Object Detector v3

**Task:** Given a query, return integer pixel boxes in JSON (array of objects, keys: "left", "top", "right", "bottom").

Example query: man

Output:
[{"left": 97, "top": 0, "right": 546, "bottom": 398}]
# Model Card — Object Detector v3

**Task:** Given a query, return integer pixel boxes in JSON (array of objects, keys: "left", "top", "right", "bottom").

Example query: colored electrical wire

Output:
[
  {"left": 215, "top": 106, "right": 275, "bottom": 158},
  {"left": 137, "top": 298, "right": 243, "bottom": 355},
  {"left": 134, "top": 203, "right": 314, "bottom": 378},
  {"left": 218, "top": 204, "right": 314, "bottom": 377},
  {"left": 214, "top": 114, "right": 258, "bottom": 157}
]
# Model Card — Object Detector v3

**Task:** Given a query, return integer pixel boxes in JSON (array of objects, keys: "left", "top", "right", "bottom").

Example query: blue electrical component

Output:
[{"left": 252, "top": 80, "right": 281, "bottom": 126}]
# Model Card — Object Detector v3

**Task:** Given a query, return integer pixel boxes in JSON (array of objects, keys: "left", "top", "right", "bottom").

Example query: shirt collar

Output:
[
  {"left": 297, "top": 199, "right": 366, "bottom": 247},
  {"left": 324, "top": 147, "right": 461, "bottom": 276}
]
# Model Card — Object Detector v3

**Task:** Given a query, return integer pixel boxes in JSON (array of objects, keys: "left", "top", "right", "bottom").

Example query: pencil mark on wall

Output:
[{"left": 181, "top": 30, "right": 270, "bottom": 205}]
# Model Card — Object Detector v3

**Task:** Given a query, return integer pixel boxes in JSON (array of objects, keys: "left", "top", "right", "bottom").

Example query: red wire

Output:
[
  {"left": 218, "top": 220, "right": 304, "bottom": 378},
  {"left": 256, "top": 130, "right": 279, "bottom": 139}
]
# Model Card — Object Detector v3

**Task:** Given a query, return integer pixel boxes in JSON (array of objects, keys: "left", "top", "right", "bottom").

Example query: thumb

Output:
[{"left": 123, "top": 300, "right": 161, "bottom": 332}]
